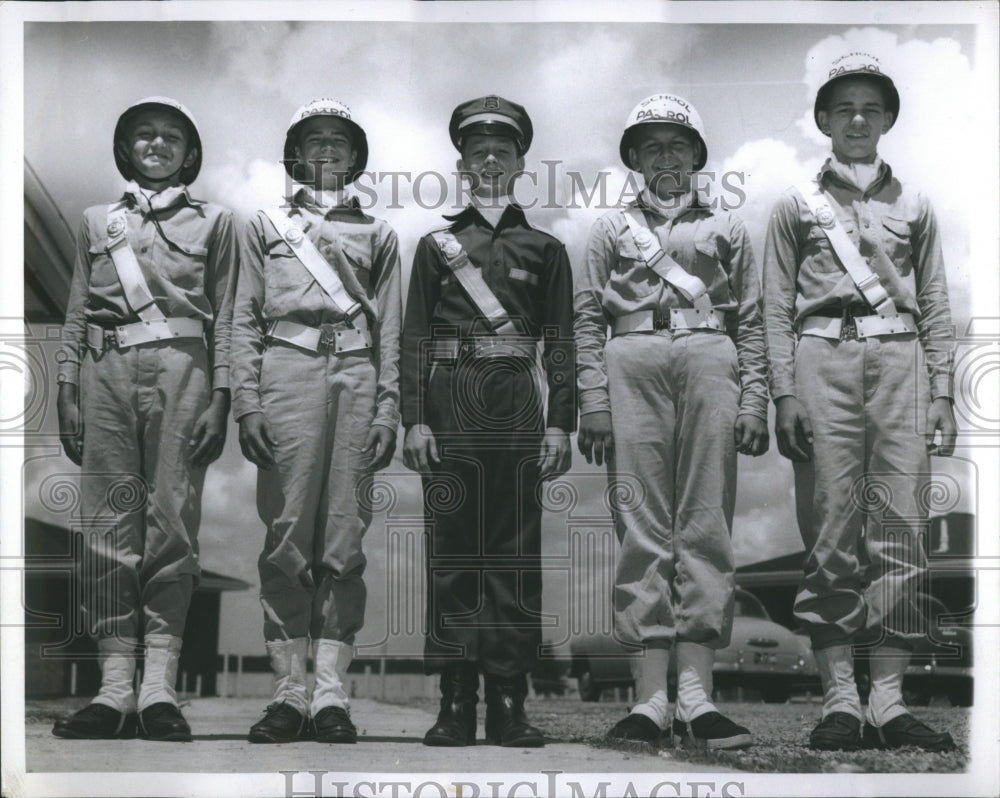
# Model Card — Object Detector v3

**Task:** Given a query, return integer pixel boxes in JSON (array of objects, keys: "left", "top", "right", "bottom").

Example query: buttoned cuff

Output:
[
  {"left": 372, "top": 402, "right": 401, "bottom": 432},
  {"left": 57, "top": 363, "right": 80, "bottom": 387},
  {"left": 930, "top": 375, "right": 953, "bottom": 402},
  {"left": 737, "top": 398, "right": 769, "bottom": 423},
  {"left": 212, "top": 364, "right": 230, "bottom": 393},
  {"left": 232, "top": 391, "right": 263, "bottom": 422},
  {"left": 578, "top": 388, "right": 611, "bottom": 416},
  {"left": 769, "top": 375, "right": 797, "bottom": 403}
]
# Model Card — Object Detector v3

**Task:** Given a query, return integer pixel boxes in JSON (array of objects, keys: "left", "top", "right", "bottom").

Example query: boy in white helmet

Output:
[
  {"left": 53, "top": 97, "right": 237, "bottom": 741},
  {"left": 575, "top": 93, "right": 768, "bottom": 749},
  {"left": 764, "top": 53, "right": 956, "bottom": 752},
  {"left": 231, "top": 98, "right": 401, "bottom": 744}
]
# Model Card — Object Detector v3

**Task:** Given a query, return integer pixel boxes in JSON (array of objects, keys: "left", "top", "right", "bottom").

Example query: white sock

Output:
[
  {"left": 310, "top": 639, "right": 354, "bottom": 715},
  {"left": 91, "top": 637, "right": 138, "bottom": 714},
  {"left": 814, "top": 643, "right": 862, "bottom": 721},
  {"left": 865, "top": 647, "right": 910, "bottom": 727},
  {"left": 266, "top": 637, "right": 310, "bottom": 715},
  {"left": 675, "top": 642, "right": 718, "bottom": 723},
  {"left": 137, "top": 634, "right": 183, "bottom": 711},
  {"left": 629, "top": 645, "right": 670, "bottom": 728}
]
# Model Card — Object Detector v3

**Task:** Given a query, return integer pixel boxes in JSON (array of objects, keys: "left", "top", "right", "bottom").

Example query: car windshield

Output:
[{"left": 734, "top": 592, "right": 769, "bottom": 619}]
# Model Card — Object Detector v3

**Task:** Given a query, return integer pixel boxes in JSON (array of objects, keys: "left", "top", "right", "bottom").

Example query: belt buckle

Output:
[
  {"left": 840, "top": 311, "right": 859, "bottom": 341},
  {"left": 318, "top": 323, "right": 338, "bottom": 350}
]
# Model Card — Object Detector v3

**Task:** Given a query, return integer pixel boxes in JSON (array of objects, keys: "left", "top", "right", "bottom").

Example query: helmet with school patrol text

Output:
[
  {"left": 282, "top": 98, "right": 369, "bottom": 184},
  {"left": 813, "top": 52, "right": 900, "bottom": 133},
  {"left": 619, "top": 93, "right": 708, "bottom": 171},
  {"left": 113, "top": 96, "right": 203, "bottom": 184}
]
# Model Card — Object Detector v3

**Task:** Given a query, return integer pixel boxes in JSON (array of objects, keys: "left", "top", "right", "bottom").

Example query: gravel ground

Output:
[{"left": 389, "top": 696, "right": 970, "bottom": 773}]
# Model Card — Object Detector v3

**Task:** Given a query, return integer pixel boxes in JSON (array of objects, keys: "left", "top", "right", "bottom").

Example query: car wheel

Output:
[
  {"left": 577, "top": 667, "right": 602, "bottom": 702},
  {"left": 761, "top": 685, "right": 791, "bottom": 704},
  {"left": 948, "top": 681, "right": 973, "bottom": 708}
]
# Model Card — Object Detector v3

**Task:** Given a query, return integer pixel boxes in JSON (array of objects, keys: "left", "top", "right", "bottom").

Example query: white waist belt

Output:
[
  {"left": 267, "top": 318, "right": 372, "bottom": 354},
  {"left": 86, "top": 318, "right": 203, "bottom": 351},
  {"left": 612, "top": 308, "right": 726, "bottom": 336},
  {"left": 799, "top": 312, "right": 917, "bottom": 340}
]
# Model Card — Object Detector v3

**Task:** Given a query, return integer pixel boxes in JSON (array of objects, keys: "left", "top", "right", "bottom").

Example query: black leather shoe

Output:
[
  {"left": 138, "top": 702, "right": 192, "bottom": 742},
  {"left": 863, "top": 714, "right": 955, "bottom": 752},
  {"left": 484, "top": 674, "right": 544, "bottom": 748},
  {"left": 423, "top": 664, "right": 479, "bottom": 747},
  {"left": 809, "top": 711, "right": 862, "bottom": 751},
  {"left": 606, "top": 712, "right": 664, "bottom": 744},
  {"left": 52, "top": 703, "right": 137, "bottom": 740},
  {"left": 248, "top": 702, "right": 308, "bottom": 744},
  {"left": 673, "top": 711, "right": 752, "bottom": 750},
  {"left": 313, "top": 706, "right": 357, "bottom": 744}
]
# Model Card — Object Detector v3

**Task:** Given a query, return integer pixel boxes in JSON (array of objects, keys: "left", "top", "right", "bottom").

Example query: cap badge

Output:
[
  {"left": 816, "top": 207, "right": 836, "bottom": 229},
  {"left": 483, "top": 96, "right": 501, "bottom": 110},
  {"left": 439, "top": 235, "right": 462, "bottom": 259}
]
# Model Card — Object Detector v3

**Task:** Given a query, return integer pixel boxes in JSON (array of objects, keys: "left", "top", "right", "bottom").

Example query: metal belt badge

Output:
[{"left": 816, "top": 206, "right": 836, "bottom": 229}]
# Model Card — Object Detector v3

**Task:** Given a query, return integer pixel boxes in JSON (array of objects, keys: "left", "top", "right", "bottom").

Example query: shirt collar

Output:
[
  {"left": 123, "top": 181, "right": 201, "bottom": 213},
  {"left": 290, "top": 182, "right": 358, "bottom": 211},
  {"left": 819, "top": 155, "right": 892, "bottom": 193},
  {"left": 443, "top": 202, "right": 531, "bottom": 231},
  {"left": 636, "top": 187, "right": 701, "bottom": 220}
]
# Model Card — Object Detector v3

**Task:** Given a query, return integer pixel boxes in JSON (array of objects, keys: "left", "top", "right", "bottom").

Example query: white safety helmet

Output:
[
  {"left": 113, "top": 96, "right": 202, "bottom": 184},
  {"left": 619, "top": 93, "right": 708, "bottom": 171},
  {"left": 814, "top": 52, "right": 900, "bottom": 133},
  {"left": 282, "top": 98, "right": 368, "bottom": 184}
]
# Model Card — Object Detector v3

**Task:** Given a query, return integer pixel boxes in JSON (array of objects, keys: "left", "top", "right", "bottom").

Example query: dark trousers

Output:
[{"left": 421, "top": 354, "right": 544, "bottom": 677}]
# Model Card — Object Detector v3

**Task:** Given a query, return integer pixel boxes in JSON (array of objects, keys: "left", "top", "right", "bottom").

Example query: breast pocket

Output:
[
  {"left": 86, "top": 239, "right": 120, "bottom": 288},
  {"left": 613, "top": 240, "right": 659, "bottom": 298},
  {"left": 264, "top": 242, "right": 312, "bottom": 289},
  {"left": 801, "top": 224, "right": 845, "bottom": 274},
  {"left": 692, "top": 235, "right": 724, "bottom": 287},
  {"left": 160, "top": 236, "right": 208, "bottom": 292},
  {"left": 880, "top": 215, "right": 913, "bottom": 274}
]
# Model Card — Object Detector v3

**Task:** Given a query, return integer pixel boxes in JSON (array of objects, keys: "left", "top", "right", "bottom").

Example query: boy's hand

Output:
[
  {"left": 734, "top": 414, "right": 769, "bottom": 456},
  {"left": 577, "top": 411, "right": 613, "bottom": 466},
  {"left": 926, "top": 397, "right": 957, "bottom": 457},
  {"left": 538, "top": 427, "right": 571, "bottom": 480},
  {"left": 363, "top": 424, "right": 397, "bottom": 472},
  {"left": 57, "top": 382, "right": 84, "bottom": 466},
  {"left": 189, "top": 391, "right": 230, "bottom": 467},
  {"left": 403, "top": 424, "right": 439, "bottom": 473},
  {"left": 238, "top": 412, "right": 277, "bottom": 469},
  {"left": 775, "top": 396, "right": 813, "bottom": 462}
]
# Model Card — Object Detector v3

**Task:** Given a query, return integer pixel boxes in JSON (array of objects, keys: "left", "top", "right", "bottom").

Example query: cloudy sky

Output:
[{"left": 15, "top": 7, "right": 998, "bottom": 654}]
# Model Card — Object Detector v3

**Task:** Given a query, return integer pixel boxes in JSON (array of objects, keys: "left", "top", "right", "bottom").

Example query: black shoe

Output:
[
  {"left": 809, "top": 712, "right": 862, "bottom": 751},
  {"left": 52, "top": 703, "right": 137, "bottom": 740},
  {"left": 862, "top": 714, "right": 955, "bottom": 752},
  {"left": 313, "top": 706, "right": 357, "bottom": 744},
  {"left": 606, "top": 712, "right": 664, "bottom": 744},
  {"left": 138, "top": 702, "right": 192, "bottom": 742},
  {"left": 248, "top": 702, "right": 308, "bottom": 743},
  {"left": 673, "top": 711, "right": 752, "bottom": 750},
  {"left": 484, "top": 674, "right": 544, "bottom": 748},
  {"left": 423, "top": 664, "right": 479, "bottom": 747}
]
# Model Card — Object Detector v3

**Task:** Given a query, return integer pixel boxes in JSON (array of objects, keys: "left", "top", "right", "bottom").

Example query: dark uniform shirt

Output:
[{"left": 401, "top": 204, "right": 576, "bottom": 432}]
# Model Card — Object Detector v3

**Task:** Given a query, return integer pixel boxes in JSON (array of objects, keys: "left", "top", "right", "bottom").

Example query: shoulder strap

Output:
[
  {"left": 621, "top": 207, "right": 713, "bottom": 314},
  {"left": 263, "top": 209, "right": 362, "bottom": 319},
  {"left": 793, "top": 181, "right": 896, "bottom": 314},
  {"left": 430, "top": 230, "right": 516, "bottom": 335},
  {"left": 105, "top": 203, "right": 166, "bottom": 322}
]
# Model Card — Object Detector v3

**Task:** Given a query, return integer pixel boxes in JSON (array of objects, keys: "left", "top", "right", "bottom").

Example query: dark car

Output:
[{"left": 570, "top": 589, "right": 817, "bottom": 703}]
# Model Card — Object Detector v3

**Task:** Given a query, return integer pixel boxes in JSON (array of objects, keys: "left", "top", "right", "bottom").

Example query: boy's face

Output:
[
  {"left": 294, "top": 116, "right": 358, "bottom": 190},
  {"left": 628, "top": 124, "right": 700, "bottom": 198},
  {"left": 458, "top": 134, "right": 524, "bottom": 199},
  {"left": 817, "top": 77, "right": 894, "bottom": 164},
  {"left": 121, "top": 109, "right": 197, "bottom": 186}
]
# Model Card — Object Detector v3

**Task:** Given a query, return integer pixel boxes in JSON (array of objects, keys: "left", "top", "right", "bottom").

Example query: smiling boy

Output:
[
  {"left": 231, "top": 98, "right": 401, "bottom": 744},
  {"left": 401, "top": 95, "right": 575, "bottom": 748},
  {"left": 763, "top": 53, "right": 956, "bottom": 751},
  {"left": 574, "top": 93, "right": 768, "bottom": 749},
  {"left": 53, "top": 97, "right": 237, "bottom": 742}
]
